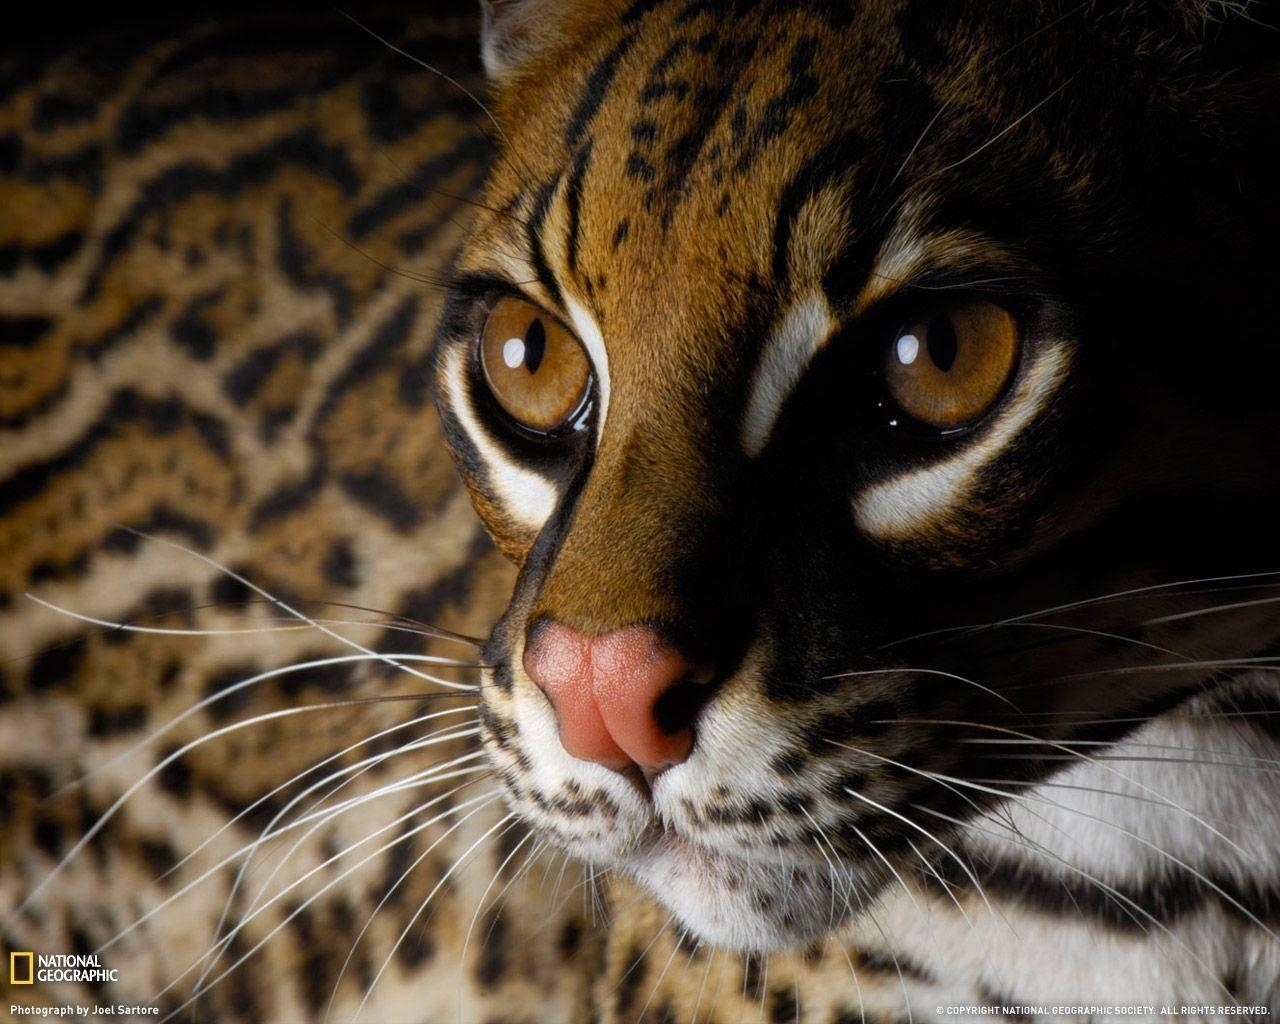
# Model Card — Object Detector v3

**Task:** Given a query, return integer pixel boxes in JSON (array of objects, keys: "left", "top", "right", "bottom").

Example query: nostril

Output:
[{"left": 651, "top": 674, "right": 716, "bottom": 736}]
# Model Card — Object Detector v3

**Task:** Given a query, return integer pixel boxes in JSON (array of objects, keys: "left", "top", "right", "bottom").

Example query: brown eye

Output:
[
  {"left": 479, "top": 297, "right": 592, "bottom": 434},
  {"left": 883, "top": 300, "right": 1019, "bottom": 430}
]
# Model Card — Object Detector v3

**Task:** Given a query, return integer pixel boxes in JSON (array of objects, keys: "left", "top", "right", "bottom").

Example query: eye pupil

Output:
[
  {"left": 926, "top": 314, "right": 957, "bottom": 372},
  {"left": 522, "top": 318, "right": 547, "bottom": 375}
]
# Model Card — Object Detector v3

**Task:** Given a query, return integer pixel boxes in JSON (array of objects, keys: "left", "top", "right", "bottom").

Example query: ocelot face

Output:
[{"left": 434, "top": 0, "right": 1280, "bottom": 949}]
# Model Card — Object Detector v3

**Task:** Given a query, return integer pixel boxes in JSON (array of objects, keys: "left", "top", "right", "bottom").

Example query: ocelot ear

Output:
[{"left": 480, "top": 0, "right": 566, "bottom": 81}]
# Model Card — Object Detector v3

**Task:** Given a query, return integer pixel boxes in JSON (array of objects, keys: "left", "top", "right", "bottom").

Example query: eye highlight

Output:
[
  {"left": 479, "top": 296, "right": 592, "bottom": 435},
  {"left": 883, "top": 300, "right": 1019, "bottom": 430}
]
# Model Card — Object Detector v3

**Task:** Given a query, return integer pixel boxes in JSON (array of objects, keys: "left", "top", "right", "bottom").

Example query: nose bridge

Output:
[{"left": 532, "top": 399, "right": 727, "bottom": 637}]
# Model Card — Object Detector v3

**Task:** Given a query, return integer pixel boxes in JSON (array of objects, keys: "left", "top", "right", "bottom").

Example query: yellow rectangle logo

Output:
[{"left": 10, "top": 950, "right": 34, "bottom": 985}]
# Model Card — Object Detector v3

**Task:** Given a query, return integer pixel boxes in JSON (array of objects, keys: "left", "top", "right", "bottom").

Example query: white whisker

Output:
[
  {"left": 348, "top": 810, "right": 517, "bottom": 1023},
  {"left": 159, "top": 790, "right": 503, "bottom": 1020}
]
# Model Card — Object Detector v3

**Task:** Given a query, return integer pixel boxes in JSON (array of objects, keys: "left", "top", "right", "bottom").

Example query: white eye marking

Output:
[
  {"left": 895, "top": 332, "right": 920, "bottom": 366},
  {"left": 565, "top": 296, "right": 610, "bottom": 440},
  {"left": 440, "top": 346, "right": 557, "bottom": 530},
  {"left": 853, "top": 341, "right": 1071, "bottom": 539},
  {"left": 741, "top": 291, "right": 836, "bottom": 457},
  {"left": 502, "top": 336, "right": 526, "bottom": 369}
]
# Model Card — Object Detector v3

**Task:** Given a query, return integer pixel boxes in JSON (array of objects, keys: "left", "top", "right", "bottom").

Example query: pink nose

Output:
[{"left": 523, "top": 622, "right": 713, "bottom": 775}]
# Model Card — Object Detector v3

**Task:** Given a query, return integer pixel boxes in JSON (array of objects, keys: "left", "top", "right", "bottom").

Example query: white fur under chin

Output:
[{"left": 625, "top": 842, "right": 862, "bottom": 951}]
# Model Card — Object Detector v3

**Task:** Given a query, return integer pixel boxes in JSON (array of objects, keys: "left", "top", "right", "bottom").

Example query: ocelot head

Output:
[{"left": 434, "top": 0, "right": 1280, "bottom": 949}]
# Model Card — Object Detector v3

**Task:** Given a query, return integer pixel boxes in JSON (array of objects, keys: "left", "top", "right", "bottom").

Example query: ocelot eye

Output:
[
  {"left": 883, "top": 300, "right": 1019, "bottom": 430},
  {"left": 478, "top": 296, "right": 592, "bottom": 435}
]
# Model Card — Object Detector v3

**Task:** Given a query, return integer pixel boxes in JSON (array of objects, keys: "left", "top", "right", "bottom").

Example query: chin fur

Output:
[{"left": 621, "top": 841, "right": 883, "bottom": 952}]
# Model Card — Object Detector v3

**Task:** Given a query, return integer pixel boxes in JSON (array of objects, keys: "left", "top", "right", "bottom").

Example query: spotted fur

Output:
[{"left": 3, "top": 1, "right": 1280, "bottom": 1022}]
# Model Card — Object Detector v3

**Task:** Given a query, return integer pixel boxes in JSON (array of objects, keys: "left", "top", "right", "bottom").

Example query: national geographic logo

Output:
[
  {"left": 6, "top": 953, "right": 118, "bottom": 985},
  {"left": 9, "top": 952, "right": 34, "bottom": 985}
]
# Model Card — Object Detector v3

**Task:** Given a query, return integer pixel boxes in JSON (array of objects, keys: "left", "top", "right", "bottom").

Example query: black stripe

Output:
[
  {"left": 565, "top": 32, "right": 638, "bottom": 147},
  {"left": 732, "top": 34, "right": 821, "bottom": 175},
  {"left": 275, "top": 198, "right": 356, "bottom": 324},
  {"left": 657, "top": 32, "right": 762, "bottom": 228},
  {"left": 338, "top": 469, "right": 422, "bottom": 532},
  {"left": 620, "top": 0, "right": 672, "bottom": 26},
  {"left": 939, "top": 849, "right": 1280, "bottom": 932},
  {"left": 564, "top": 142, "right": 594, "bottom": 275},
  {"left": 347, "top": 134, "right": 493, "bottom": 240},
  {"left": 82, "top": 128, "right": 360, "bottom": 302},
  {"left": 0, "top": 230, "right": 87, "bottom": 277},
  {"left": 306, "top": 295, "right": 421, "bottom": 437},
  {"left": 527, "top": 177, "right": 566, "bottom": 310},
  {"left": 0, "top": 389, "right": 229, "bottom": 519}
]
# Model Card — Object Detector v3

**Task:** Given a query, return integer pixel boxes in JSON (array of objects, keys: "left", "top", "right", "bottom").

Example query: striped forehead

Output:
[
  {"left": 460, "top": 5, "right": 1073, "bottom": 551},
  {"left": 475, "top": 3, "right": 898, "bottom": 280}
]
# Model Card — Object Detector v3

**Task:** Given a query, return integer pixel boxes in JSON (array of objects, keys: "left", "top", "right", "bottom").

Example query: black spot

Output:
[
  {"left": 34, "top": 815, "right": 63, "bottom": 856},
  {"left": 338, "top": 470, "right": 421, "bottom": 532},
  {"left": 741, "top": 951, "right": 765, "bottom": 1001},
  {"left": 612, "top": 219, "right": 631, "bottom": 249},
  {"left": 202, "top": 661, "right": 259, "bottom": 722},
  {"left": 138, "top": 837, "right": 178, "bottom": 875},
  {"left": 361, "top": 78, "right": 417, "bottom": 146},
  {"left": 28, "top": 640, "right": 86, "bottom": 692},
  {"left": 88, "top": 704, "right": 147, "bottom": 737},
  {"left": 0, "top": 234, "right": 88, "bottom": 279},
  {"left": 81, "top": 297, "right": 164, "bottom": 361},
  {"left": 171, "top": 287, "right": 226, "bottom": 360},
  {"left": 626, "top": 153, "right": 657, "bottom": 182},
  {"left": 209, "top": 571, "right": 254, "bottom": 607},
  {"left": 321, "top": 538, "right": 360, "bottom": 589},
  {"left": 615, "top": 945, "right": 647, "bottom": 1016},
  {"left": 802, "top": 700, "right": 896, "bottom": 749},
  {"left": 858, "top": 946, "right": 934, "bottom": 983},
  {"left": 69, "top": 925, "right": 109, "bottom": 996},
  {"left": 277, "top": 653, "right": 354, "bottom": 699},
  {"left": 157, "top": 754, "right": 193, "bottom": 798},
  {"left": 650, "top": 1002, "right": 678, "bottom": 1024},
  {"left": 769, "top": 985, "right": 799, "bottom": 1023},
  {"left": 33, "top": 91, "right": 98, "bottom": 129},
  {"left": 826, "top": 769, "right": 869, "bottom": 800},
  {"left": 0, "top": 315, "right": 53, "bottom": 348},
  {"left": 475, "top": 907, "right": 508, "bottom": 987},
  {"left": 564, "top": 142, "right": 593, "bottom": 274},
  {"left": 558, "top": 920, "right": 581, "bottom": 957},
  {"left": 771, "top": 750, "right": 806, "bottom": 774},
  {"left": 0, "top": 131, "right": 21, "bottom": 173},
  {"left": 273, "top": 197, "right": 355, "bottom": 323},
  {"left": 525, "top": 178, "right": 566, "bottom": 310}
]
